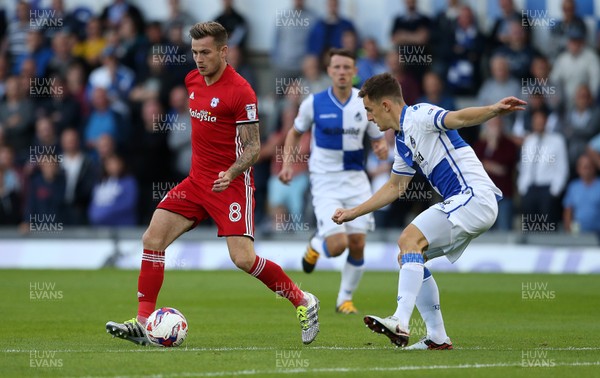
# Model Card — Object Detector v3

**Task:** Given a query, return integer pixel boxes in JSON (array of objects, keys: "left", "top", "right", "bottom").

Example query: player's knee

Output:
[
  {"left": 326, "top": 234, "right": 348, "bottom": 256},
  {"left": 142, "top": 229, "right": 166, "bottom": 251},
  {"left": 231, "top": 253, "right": 255, "bottom": 272},
  {"left": 397, "top": 229, "right": 426, "bottom": 254},
  {"left": 348, "top": 237, "right": 365, "bottom": 254}
]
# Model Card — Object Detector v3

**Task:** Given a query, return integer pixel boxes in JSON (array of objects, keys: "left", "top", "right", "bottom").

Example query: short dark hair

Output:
[
  {"left": 358, "top": 72, "right": 403, "bottom": 103},
  {"left": 327, "top": 48, "right": 356, "bottom": 66},
  {"left": 189, "top": 21, "right": 228, "bottom": 47}
]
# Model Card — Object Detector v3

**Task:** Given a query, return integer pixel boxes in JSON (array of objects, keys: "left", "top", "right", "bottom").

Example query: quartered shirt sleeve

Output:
[
  {"left": 414, "top": 104, "right": 451, "bottom": 133},
  {"left": 366, "top": 121, "right": 384, "bottom": 139},
  {"left": 293, "top": 94, "right": 314, "bottom": 134},
  {"left": 392, "top": 143, "right": 416, "bottom": 177}
]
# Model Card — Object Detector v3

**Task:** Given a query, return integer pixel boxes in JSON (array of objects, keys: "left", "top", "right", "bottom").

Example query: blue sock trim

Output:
[
  {"left": 423, "top": 267, "right": 431, "bottom": 279},
  {"left": 346, "top": 255, "right": 364, "bottom": 267},
  {"left": 401, "top": 252, "right": 424, "bottom": 265},
  {"left": 322, "top": 240, "right": 331, "bottom": 257}
]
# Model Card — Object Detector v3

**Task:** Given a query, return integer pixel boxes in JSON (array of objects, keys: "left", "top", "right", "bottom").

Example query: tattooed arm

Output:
[{"left": 212, "top": 122, "right": 261, "bottom": 192}]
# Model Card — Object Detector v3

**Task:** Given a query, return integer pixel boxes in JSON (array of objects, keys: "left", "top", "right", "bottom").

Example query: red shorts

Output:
[{"left": 157, "top": 176, "right": 255, "bottom": 238}]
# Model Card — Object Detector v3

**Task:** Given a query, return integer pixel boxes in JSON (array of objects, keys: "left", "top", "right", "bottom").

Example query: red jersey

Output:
[{"left": 185, "top": 64, "right": 258, "bottom": 187}]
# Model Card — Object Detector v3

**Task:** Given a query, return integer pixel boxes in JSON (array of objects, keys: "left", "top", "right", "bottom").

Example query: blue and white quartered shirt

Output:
[
  {"left": 294, "top": 87, "right": 383, "bottom": 174},
  {"left": 392, "top": 103, "right": 502, "bottom": 201}
]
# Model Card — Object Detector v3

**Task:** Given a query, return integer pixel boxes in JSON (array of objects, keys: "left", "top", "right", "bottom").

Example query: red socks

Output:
[
  {"left": 249, "top": 256, "right": 305, "bottom": 307},
  {"left": 137, "top": 249, "right": 165, "bottom": 320},
  {"left": 137, "top": 250, "right": 305, "bottom": 319}
]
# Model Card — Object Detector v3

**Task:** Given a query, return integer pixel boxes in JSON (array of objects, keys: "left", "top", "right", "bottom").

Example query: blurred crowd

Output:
[{"left": 0, "top": 0, "right": 599, "bottom": 237}]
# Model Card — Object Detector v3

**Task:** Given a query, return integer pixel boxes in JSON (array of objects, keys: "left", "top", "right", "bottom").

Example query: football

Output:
[{"left": 145, "top": 307, "right": 188, "bottom": 347}]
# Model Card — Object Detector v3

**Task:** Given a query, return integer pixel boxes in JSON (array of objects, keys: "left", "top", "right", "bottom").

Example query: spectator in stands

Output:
[
  {"left": 587, "top": 132, "right": 600, "bottom": 173},
  {"left": 132, "top": 98, "right": 171, "bottom": 224},
  {"left": 0, "top": 76, "right": 35, "bottom": 164},
  {"left": 73, "top": 17, "right": 107, "bottom": 68},
  {"left": 445, "top": 4, "right": 484, "bottom": 96},
  {"left": 563, "top": 154, "right": 600, "bottom": 236},
  {"left": 163, "top": 0, "right": 195, "bottom": 35},
  {"left": 551, "top": 0, "right": 587, "bottom": 58},
  {"left": 390, "top": 0, "right": 431, "bottom": 81},
  {"left": 307, "top": 0, "right": 356, "bottom": 59},
  {"left": 391, "top": 0, "right": 431, "bottom": 47},
  {"left": 430, "top": 0, "right": 461, "bottom": 76},
  {"left": 261, "top": 80, "right": 310, "bottom": 233},
  {"left": 417, "top": 71, "right": 456, "bottom": 110},
  {"left": 6, "top": 1, "right": 30, "bottom": 74},
  {"left": 511, "top": 95, "right": 560, "bottom": 146},
  {"left": 356, "top": 37, "right": 386, "bottom": 88},
  {"left": 46, "top": 31, "right": 75, "bottom": 78},
  {"left": 523, "top": 55, "right": 562, "bottom": 112},
  {"left": 518, "top": 109, "right": 569, "bottom": 230},
  {"left": 385, "top": 50, "right": 421, "bottom": 105},
  {"left": 341, "top": 29, "right": 359, "bottom": 56},
  {"left": 271, "top": 0, "right": 316, "bottom": 80},
  {"left": 300, "top": 55, "right": 330, "bottom": 96},
  {"left": 550, "top": 26, "right": 600, "bottom": 111},
  {"left": 474, "top": 117, "right": 519, "bottom": 230},
  {"left": 0, "top": 55, "right": 8, "bottom": 99},
  {"left": 15, "top": 30, "right": 53, "bottom": 77},
  {"left": 478, "top": 55, "right": 521, "bottom": 126},
  {"left": 166, "top": 86, "right": 191, "bottom": 181},
  {"left": 36, "top": 75, "right": 81, "bottom": 137},
  {"left": 88, "top": 153, "right": 138, "bottom": 226},
  {"left": 215, "top": 0, "right": 248, "bottom": 49},
  {"left": 87, "top": 46, "right": 135, "bottom": 114},
  {"left": 100, "top": 0, "right": 143, "bottom": 32},
  {"left": 129, "top": 53, "right": 163, "bottom": 104},
  {"left": 145, "top": 21, "right": 165, "bottom": 47},
  {"left": 227, "top": 45, "right": 257, "bottom": 90},
  {"left": 43, "top": 0, "right": 87, "bottom": 39},
  {"left": 94, "top": 133, "right": 117, "bottom": 163},
  {"left": 561, "top": 84, "right": 600, "bottom": 174},
  {"left": 114, "top": 13, "right": 148, "bottom": 73},
  {"left": 488, "top": 0, "right": 530, "bottom": 51},
  {"left": 20, "top": 155, "right": 66, "bottom": 233},
  {"left": 0, "top": 5, "right": 7, "bottom": 44},
  {"left": 60, "top": 128, "right": 98, "bottom": 225},
  {"left": 366, "top": 130, "right": 394, "bottom": 228},
  {"left": 65, "top": 62, "right": 90, "bottom": 119},
  {"left": 84, "top": 87, "right": 122, "bottom": 150},
  {"left": 31, "top": 117, "right": 59, "bottom": 154},
  {"left": 493, "top": 20, "right": 535, "bottom": 80},
  {"left": 164, "top": 22, "right": 196, "bottom": 80},
  {"left": 0, "top": 145, "right": 21, "bottom": 225}
]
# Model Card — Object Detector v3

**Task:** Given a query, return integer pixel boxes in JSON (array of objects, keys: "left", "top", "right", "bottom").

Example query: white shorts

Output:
[
  {"left": 411, "top": 190, "right": 498, "bottom": 263},
  {"left": 311, "top": 171, "right": 375, "bottom": 237}
]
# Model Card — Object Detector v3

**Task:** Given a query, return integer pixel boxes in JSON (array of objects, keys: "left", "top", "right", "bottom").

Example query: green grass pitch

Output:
[{"left": 2, "top": 269, "right": 599, "bottom": 377}]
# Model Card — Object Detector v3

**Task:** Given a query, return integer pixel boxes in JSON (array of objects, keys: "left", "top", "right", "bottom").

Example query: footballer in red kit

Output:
[
  {"left": 106, "top": 21, "right": 320, "bottom": 345},
  {"left": 157, "top": 65, "right": 258, "bottom": 237}
]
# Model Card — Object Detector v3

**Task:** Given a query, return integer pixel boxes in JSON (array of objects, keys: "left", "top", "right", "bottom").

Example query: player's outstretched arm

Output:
[
  {"left": 444, "top": 96, "right": 527, "bottom": 130},
  {"left": 278, "top": 128, "right": 303, "bottom": 184},
  {"left": 332, "top": 174, "right": 411, "bottom": 224},
  {"left": 213, "top": 123, "right": 260, "bottom": 192}
]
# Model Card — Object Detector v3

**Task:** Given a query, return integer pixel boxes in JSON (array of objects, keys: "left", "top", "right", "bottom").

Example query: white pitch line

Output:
[
  {"left": 80, "top": 361, "right": 600, "bottom": 378},
  {"left": 3, "top": 346, "right": 600, "bottom": 353}
]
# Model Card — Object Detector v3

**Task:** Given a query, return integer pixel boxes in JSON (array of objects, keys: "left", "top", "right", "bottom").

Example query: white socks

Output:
[
  {"left": 392, "top": 252, "right": 425, "bottom": 331},
  {"left": 336, "top": 257, "right": 364, "bottom": 306},
  {"left": 416, "top": 269, "right": 448, "bottom": 344}
]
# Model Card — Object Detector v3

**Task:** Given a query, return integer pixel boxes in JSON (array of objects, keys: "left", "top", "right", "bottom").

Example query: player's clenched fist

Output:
[
  {"left": 332, "top": 208, "right": 357, "bottom": 225},
  {"left": 278, "top": 165, "right": 294, "bottom": 185}
]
